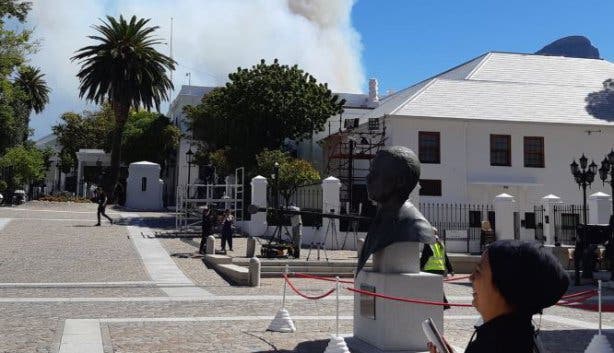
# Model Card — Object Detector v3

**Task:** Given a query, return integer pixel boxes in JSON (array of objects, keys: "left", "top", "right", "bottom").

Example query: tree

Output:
[
  {"left": 121, "top": 111, "right": 180, "bottom": 168},
  {"left": 255, "top": 149, "right": 320, "bottom": 206},
  {"left": 52, "top": 107, "right": 114, "bottom": 173},
  {"left": 187, "top": 59, "right": 345, "bottom": 171},
  {"left": 13, "top": 65, "right": 49, "bottom": 141},
  {"left": 0, "top": 145, "right": 45, "bottom": 190},
  {"left": 71, "top": 15, "right": 175, "bottom": 197},
  {"left": 0, "top": 0, "right": 37, "bottom": 153}
]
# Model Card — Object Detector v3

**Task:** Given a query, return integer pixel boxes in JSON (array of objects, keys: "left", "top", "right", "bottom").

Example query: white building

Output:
[{"left": 326, "top": 52, "right": 614, "bottom": 232}]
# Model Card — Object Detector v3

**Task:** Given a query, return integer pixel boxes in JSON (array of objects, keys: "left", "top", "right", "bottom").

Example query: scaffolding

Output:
[
  {"left": 323, "top": 116, "right": 387, "bottom": 211},
  {"left": 175, "top": 167, "right": 245, "bottom": 232}
]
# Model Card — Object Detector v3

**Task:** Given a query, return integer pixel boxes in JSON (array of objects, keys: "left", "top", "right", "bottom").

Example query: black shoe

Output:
[
  {"left": 444, "top": 305, "right": 451, "bottom": 310},
  {"left": 109, "top": 219, "right": 113, "bottom": 225},
  {"left": 95, "top": 223, "right": 101, "bottom": 226}
]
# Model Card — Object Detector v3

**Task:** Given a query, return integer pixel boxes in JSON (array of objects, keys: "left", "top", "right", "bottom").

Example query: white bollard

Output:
[
  {"left": 248, "top": 257, "right": 260, "bottom": 287},
  {"left": 205, "top": 235, "right": 215, "bottom": 255}
]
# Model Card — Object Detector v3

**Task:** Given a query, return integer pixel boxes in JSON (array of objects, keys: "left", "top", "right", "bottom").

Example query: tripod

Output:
[{"left": 307, "top": 214, "right": 339, "bottom": 261}]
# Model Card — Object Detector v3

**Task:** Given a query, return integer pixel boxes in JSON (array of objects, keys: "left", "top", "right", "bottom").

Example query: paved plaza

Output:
[{"left": 0, "top": 202, "right": 612, "bottom": 353}]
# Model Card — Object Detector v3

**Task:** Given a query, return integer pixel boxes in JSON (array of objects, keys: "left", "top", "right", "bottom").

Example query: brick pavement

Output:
[{"left": 0, "top": 202, "right": 612, "bottom": 353}]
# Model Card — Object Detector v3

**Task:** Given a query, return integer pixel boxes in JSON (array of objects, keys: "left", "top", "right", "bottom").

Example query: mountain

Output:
[{"left": 535, "top": 36, "right": 600, "bottom": 59}]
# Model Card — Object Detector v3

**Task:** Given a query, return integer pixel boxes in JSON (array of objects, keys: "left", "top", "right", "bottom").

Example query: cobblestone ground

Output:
[{"left": 0, "top": 202, "right": 612, "bottom": 353}]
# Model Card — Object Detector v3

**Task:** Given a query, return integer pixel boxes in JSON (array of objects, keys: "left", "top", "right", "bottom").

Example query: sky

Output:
[{"left": 20, "top": 0, "right": 614, "bottom": 139}]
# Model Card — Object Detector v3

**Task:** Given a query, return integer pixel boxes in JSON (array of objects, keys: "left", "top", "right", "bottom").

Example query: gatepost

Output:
[
  {"left": 541, "top": 194, "right": 562, "bottom": 245},
  {"left": 249, "top": 176, "right": 268, "bottom": 237},
  {"left": 494, "top": 193, "right": 516, "bottom": 240},
  {"left": 589, "top": 192, "right": 612, "bottom": 225}
]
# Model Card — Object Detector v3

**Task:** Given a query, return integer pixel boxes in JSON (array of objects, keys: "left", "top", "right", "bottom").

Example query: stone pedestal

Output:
[{"left": 351, "top": 242, "right": 443, "bottom": 353}]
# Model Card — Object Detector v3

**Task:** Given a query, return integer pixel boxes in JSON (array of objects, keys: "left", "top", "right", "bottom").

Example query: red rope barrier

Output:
[
  {"left": 293, "top": 273, "right": 355, "bottom": 284},
  {"left": 443, "top": 275, "right": 471, "bottom": 282},
  {"left": 346, "top": 286, "right": 474, "bottom": 307},
  {"left": 560, "top": 289, "right": 598, "bottom": 300},
  {"left": 283, "top": 274, "right": 336, "bottom": 300}
]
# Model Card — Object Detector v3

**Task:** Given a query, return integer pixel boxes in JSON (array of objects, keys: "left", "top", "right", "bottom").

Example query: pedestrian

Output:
[
  {"left": 220, "top": 209, "right": 234, "bottom": 252},
  {"left": 94, "top": 187, "right": 113, "bottom": 226},
  {"left": 199, "top": 205, "right": 213, "bottom": 254},
  {"left": 427, "top": 240, "right": 569, "bottom": 353},
  {"left": 420, "top": 228, "right": 454, "bottom": 309}
]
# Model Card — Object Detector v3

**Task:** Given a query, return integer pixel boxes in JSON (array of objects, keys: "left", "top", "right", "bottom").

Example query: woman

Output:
[
  {"left": 428, "top": 240, "right": 569, "bottom": 353},
  {"left": 220, "top": 209, "right": 234, "bottom": 252}
]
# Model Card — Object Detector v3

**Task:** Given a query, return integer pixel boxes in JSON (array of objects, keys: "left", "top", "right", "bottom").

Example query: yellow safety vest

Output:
[{"left": 424, "top": 242, "right": 446, "bottom": 271}]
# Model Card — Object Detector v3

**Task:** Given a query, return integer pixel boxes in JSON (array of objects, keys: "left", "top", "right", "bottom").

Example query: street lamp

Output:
[
  {"left": 186, "top": 147, "right": 194, "bottom": 198},
  {"left": 570, "top": 154, "right": 598, "bottom": 224},
  {"left": 598, "top": 149, "right": 614, "bottom": 219}
]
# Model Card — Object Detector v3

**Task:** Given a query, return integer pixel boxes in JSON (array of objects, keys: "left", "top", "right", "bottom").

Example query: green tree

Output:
[
  {"left": 71, "top": 15, "right": 175, "bottom": 196},
  {"left": 0, "top": 0, "right": 36, "bottom": 153},
  {"left": 187, "top": 59, "right": 345, "bottom": 170},
  {"left": 52, "top": 107, "right": 114, "bottom": 172},
  {"left": 0, "top": 145, "right": 45, "bottom": 190},
  {"left": 255, "top": 149, "right": 320, "bottom": 206},
  {"left": 13, "top": 65, "right": 50, "bottom": 142},
  {"left": 121, "top": 110, "right": 180, "bottom": 168}
]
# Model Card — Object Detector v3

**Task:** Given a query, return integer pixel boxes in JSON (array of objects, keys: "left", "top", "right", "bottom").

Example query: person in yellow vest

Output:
[{"left": 420, "top": 228, "right": 454, "bottom": 309}]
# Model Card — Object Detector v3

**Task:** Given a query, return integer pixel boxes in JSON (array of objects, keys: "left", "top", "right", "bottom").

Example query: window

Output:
[
  {"left": 490, "top": 134, "right": 511, "bottom": 166},
  {"left": 419, "top": 131, "right": 440, "bottom": 164},
  {"left": 419, "top": 179, "right": 442, "bottom": 196},
  {"left": 141, "top": 177, "right": 147, "bottom": 192},
  {"left": 524, "top": 137, "right": 544, "bottom": 168},
  {"left": 524, "top": 212, "right": 536, "bottom": 229}
]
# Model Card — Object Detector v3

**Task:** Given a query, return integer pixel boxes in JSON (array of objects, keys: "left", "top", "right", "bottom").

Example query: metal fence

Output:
[
  {"left": 419, "top": 203, "right": 495, "bottom": 253},
  {"left": 534, "top": 205, "right": 545, "bottom": 242},
  {"left": 268, "top": 182, "right": 323, "bottom": 227},
  {"left": 553, "top": 204, "right": 586, "bottom": 245}
]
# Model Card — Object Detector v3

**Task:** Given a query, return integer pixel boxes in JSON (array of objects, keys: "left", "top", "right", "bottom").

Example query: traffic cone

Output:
[
  {"left": 584, "top": 334, "right": 614, "bottom": 353},
  {"left": 323, "top": 335, "right": 351, "bottom": 353},
  {"left": 267, "top": 308, "right": 296, "bottom": 333}
]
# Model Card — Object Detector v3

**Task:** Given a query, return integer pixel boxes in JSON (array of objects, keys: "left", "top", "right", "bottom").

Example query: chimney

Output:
[{"left": 368, "top": 78, "right": 379, "bottom": 104}]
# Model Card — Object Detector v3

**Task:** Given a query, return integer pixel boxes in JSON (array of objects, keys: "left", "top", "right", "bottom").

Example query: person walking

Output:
[
  {"left": 199, "top": 206, "right": 213, "bottom": 254},
  {"left": 94, "top": 187, "right": 113, "bottom": 226},
  {"left": 420, "top": 229, "right": 454, "bottom": 309},
  {"left": 220, "top": 209, "right": 234, "bottom": 252}
]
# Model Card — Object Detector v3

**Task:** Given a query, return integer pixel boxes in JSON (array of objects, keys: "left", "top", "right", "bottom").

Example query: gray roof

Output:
[{"left": 368, "top": 52, "right": 614, "bottom": 125}]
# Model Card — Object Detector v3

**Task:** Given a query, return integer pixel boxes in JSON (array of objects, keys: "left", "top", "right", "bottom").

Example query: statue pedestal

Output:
[
  {"left": 351, "top": 271, "right": 443, "bottom": 352},
  {"left": 350, "top": 243, "right": 443, "bottom": 353}
]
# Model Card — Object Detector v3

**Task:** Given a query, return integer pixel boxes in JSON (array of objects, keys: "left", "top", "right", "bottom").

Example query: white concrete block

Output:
[{"left": 353, "top": 271, "right": 443, "bottom": 352}]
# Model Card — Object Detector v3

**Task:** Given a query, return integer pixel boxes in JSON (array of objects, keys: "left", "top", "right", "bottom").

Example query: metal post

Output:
[
  {"left": 282, "top": 264, "right": 289, "bottom": 308},
  {"left": 582, "top": 183, "right": 588, "bottom": 225},
  {"left": 335, "top": 276, "right": 340, "bottom": 337},
  {"left": 348, "top": 139, "right": 354, "bottom": 212},
  {"left": 599, "top": 280, "right": 602, "bottom": 335}
]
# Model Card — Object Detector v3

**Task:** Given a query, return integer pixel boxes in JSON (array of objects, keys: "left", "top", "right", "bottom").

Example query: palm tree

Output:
[
  {"left": 71, "top": 15, "right": 175, "bottom": 198},
  {"left": 14, "top": 66, "right": 50, "bottom": 142}
]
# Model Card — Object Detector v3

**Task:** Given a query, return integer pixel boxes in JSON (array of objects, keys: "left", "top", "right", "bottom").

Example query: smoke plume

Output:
[{"left": 26, "top": 0, "right": 365, "bottom": 138}]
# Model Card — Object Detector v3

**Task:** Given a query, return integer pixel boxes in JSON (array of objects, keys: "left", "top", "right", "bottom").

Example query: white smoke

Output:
[{"left": 26, "top": 0, "right": 365, "bottom": 138}]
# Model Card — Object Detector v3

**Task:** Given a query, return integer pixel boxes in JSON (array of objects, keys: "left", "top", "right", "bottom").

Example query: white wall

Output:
[{"left": 388, "top": 115, "right": 614, "bottom": 215}]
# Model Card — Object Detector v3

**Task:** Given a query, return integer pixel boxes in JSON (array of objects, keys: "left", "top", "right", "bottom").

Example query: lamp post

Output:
[
  {"left": 186, "top": 147, "right": 194, "bottom": 198},
  {"left": 570, "top": 154, "right": 598, "bottom": 224},
  {"left": 598, "top": 149, "right": 614, "bottom": 219}
]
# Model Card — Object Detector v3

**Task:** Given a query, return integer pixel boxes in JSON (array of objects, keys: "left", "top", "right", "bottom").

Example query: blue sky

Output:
[
  {"left": 24, "top": 0, "right": 614, "bottom": 139},
  {"left": 352, "top": 0, "right": 614, "bottom": 94}
]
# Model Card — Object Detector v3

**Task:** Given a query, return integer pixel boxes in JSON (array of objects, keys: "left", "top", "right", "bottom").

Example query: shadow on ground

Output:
[{"left": 540, "top": 329, "right": 614, "bottom": 353}]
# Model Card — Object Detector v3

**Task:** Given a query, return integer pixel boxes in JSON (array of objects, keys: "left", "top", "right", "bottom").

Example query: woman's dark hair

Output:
[{"left": 487, "top": 240, "right": 569, "bottom": 315}]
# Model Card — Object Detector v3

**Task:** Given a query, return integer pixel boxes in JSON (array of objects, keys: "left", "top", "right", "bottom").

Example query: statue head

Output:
[{"left": 366, "top": 147, "right": 420, "bottom": 203}]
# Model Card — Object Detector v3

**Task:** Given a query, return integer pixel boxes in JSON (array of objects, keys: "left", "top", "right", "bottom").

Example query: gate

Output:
[
  {"left": 533, "top": 205, "right": 545, "bottom": 242},
  {"left": 419, "top": 203, "right": 494, "bottom": 254},
  {"left": 553, "top": 204, "right": 585, "bottom": 245}
]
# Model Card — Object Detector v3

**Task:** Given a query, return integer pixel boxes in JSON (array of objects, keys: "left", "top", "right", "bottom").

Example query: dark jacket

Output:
[
  {"left": 465, "top": 313, "right": 535, "bottom": 353},
  {"left": 419, "top": 242, "right": 454, "bottom": 273}
]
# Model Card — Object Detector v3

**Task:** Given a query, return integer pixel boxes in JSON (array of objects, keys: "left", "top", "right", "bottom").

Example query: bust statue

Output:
[{"left": 356, "top": 146, "right": 435, "bottom": 274}]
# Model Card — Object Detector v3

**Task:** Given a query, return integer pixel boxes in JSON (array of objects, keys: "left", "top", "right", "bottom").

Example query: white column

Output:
[
  {"left": 494, "top": 193, "right": 516, "bottom": 240},
  {"left": 541, "top": 194, "right": 562, "bottom": 245},
  {"left": 249, "top": 176, "right": 268, "bottom": 237},
  {"left": 322, "top": 176, "right": 341, "bottom": 249},
  {"left": 589, "top": 192, "right": 612, "bottom": 225}
]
